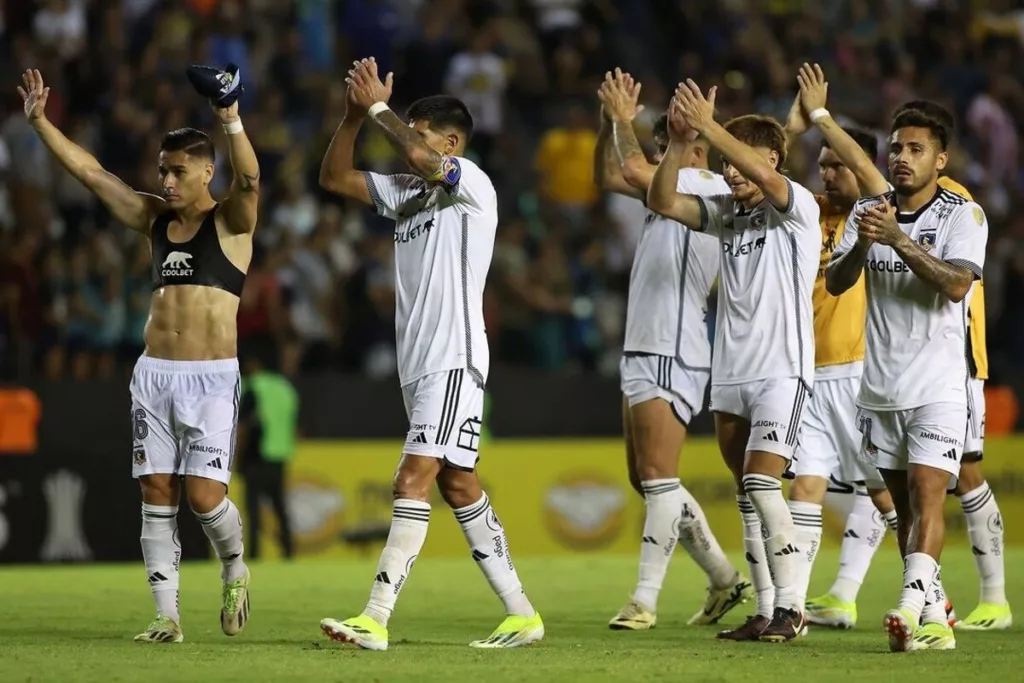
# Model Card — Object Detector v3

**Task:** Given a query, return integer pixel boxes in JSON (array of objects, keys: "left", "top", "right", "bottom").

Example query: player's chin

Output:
[{"left": 891, "top": 174, "right": 915, "bottom": 191}]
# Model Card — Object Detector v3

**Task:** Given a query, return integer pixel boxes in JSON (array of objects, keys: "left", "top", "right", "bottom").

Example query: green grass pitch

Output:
[{"left": 1, "top": 548, "right": 1019, "bottom": 682}]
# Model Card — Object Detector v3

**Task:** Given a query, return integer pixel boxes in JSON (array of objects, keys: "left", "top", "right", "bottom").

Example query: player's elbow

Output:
[
  {"left": 824, "top": 270, "right": 851, "bottom": 296},
  {"left": 620, "top": 157, "right": 649, "bottom": 189},
  {"left": 946, "top": 282, "right": 971, "bottom": 304},
  {"left": 646, "top": 186, "right": 670, "bottom": 214},
  {"left": 407, "top": 147, "right": 440, "bottom": 178}
]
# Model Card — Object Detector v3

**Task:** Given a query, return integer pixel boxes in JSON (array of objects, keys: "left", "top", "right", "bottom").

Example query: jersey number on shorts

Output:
[{"left": 132, "top": 409, "right": 150, "bottom": 442}]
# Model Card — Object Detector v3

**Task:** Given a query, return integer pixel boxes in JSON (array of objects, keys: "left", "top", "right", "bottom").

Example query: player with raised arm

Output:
[
  {"left": 18, "top": 65, "right": 258, "bottom": 643},
  {"left": 594, "top": 69, "right": 751, "bottom": 631},
  {"left": 647, "top": 81, "right": 820, "bottom": 643},
  {"left": 826, "top": 105, "right": 989, "bottom": 652},
  {"left": 779, "top": 64, "right": 899, "bottom": 631},
  {"left": 316, "top": 57, "right": 542, "bottom": 651}
]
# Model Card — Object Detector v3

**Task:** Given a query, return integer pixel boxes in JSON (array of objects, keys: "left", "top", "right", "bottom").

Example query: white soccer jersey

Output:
[
  {"left": 623, "top": 168, "right": 728, "bottom": 367},
  {"left": 697, "top": 180, "right": 820, "bottom": 385},
  {"left": 365, "top": 156, "right": 496, "bottom": 387},
  {"left": 832, "top": 188, "right": 988, "bottom": 410}
]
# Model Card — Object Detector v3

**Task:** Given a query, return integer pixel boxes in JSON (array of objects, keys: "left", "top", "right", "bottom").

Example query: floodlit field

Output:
[{"left": 1, "top": 549, "right": 1019, "bottom": 682}]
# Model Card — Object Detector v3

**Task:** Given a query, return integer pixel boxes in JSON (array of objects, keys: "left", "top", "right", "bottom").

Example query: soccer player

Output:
[
  {"left": 648, "top": 81, "right": 820, "bottom": 643},
  {"left": 316, "top": 58, "right": 543, "bottom": 651},
  {"left": 892, "top": 101, "right": 1010, "bottom": 632},
  {"left": 778, "top": 64, "right": 898, "bottom": 632},
  {"left": 593, "top": 69, "right": 752, "bottom": 630},
  {"left": 19, "top": 67, "right": 257, "bottom": 643},
  {"left": 826, "top": 106, "right": 989, "bottom": 652}
]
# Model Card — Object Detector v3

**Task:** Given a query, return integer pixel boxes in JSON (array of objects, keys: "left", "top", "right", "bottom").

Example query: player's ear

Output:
[
  {"left": 767, "top": 148, "right": 780, "bottom": 170},
  {"left": 936, "top": 150, "right": 948, "bottom": 173},
  {"left": 446, "top": 133, "right": 458, "bottom": 156}
]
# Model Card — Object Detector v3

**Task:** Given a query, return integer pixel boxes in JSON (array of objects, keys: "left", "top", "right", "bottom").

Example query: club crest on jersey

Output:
[
  {"left": 749, "top": 209, "right": 767, "bottom": 230},
  {"left": 440, "top": 157, "right": 461, "bottom": 185},
  {"left": 918, "top": 230, "right": 936, "bottom": 251}
]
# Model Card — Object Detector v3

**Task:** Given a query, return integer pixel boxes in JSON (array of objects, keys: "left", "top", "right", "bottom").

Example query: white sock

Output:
[
  {"left": 921, "top": 571, "right": 949, "bottom": 625},
  {"left": 194, "top": 498, "right": 246, "bottom": 583},
  {"left": 677, "top": 486, "right": 737, "bottom": 589},
  {"left": 453, "top": 492, "right": 534, "bottom": 617},
  {"left": 788, "top": 499, "right": 822, "bottom": 609},
  {"left": 141, "top": 503, "right": 181, "bottom": 623},
  {"left": 743, "top": 473, "right": 799, "bottom": 612},
  {"left": 829, "top": 494, "right": 889, "bottom": 603},
  {"left": 631, "top": 479, "right": 684, "bottom": 611},
  {"left": 737, "top": 495, "right": 774, "bottom": 619},
  {"left": 882, "top": 509, "right": 899, "bottom": 532},
  {"left": 364, "top": 499, "right": 430, "bottom": 627},
  {"left": 960, "top": 482, "right": 1007, "bottom": 604},
  {"left": 898, "top": 552, "right": 939, "bottom": 620}
]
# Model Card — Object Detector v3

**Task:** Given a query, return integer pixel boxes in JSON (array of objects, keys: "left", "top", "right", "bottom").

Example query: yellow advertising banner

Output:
[{"left": 237, "top": 437, "right": 1024, "bottom": 559}]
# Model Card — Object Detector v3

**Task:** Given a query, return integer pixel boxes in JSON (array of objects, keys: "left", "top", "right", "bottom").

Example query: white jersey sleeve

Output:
[
  {"left": 775, "top": 180, "right": 821, "bottom": 236},
  {"left": 364, "top": 172, "right": 424, "bottom": 220},
  {"left": 436, "top": 156, "right": 496, "bottom": 217},
  {"left": 696, "top": 194, "right": 734, "bottom": 237},
  {"left": 941, "top": 202, "right": 988, "bottom": 278}
]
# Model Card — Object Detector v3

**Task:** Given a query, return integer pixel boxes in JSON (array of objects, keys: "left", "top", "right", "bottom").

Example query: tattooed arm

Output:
[
  {"left": 594, "top": 115, "right": 643, "bottom": 199},
  {"left": 613, "top": 119, "right": 657, "bottom": 191},
  {"left": 893, "top": 235, "right": 975, "bottom": 302},
  {"left": 217, "top": 106, "right": 261, "bottom": 235},
  {"left": 372, "top": 109, "right": 449, "bottom": 180}
]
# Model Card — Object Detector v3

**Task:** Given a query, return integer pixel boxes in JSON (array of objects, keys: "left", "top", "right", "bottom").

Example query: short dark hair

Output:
[
  {"left": 160, "top": 128, "right": 215, "bottom": 162},
  {"left": 724, "top": 115, "right": 787, "bottom": 169},
  {"left": 890, "top": 109, "right": 949, "bottom": 150},
  {"left": 893, "top": 100, "right": 955, "bottom": 136},
  {"left": 822, "top": 126, "right": 878, "bottom": 161},
  {"left": 406, "top": 95, "right": 474, "bottom": 142}
]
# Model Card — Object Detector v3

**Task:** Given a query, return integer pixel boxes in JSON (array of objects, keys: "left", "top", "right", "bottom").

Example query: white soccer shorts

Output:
[
  {"left": 710, "top": 377, "right": 810, "bottom": 460},
  {"left": 130, "top": 357, "right": 240, "bottom": 486},
  {"left": 620, "top": 353, "right": 709, "bottom": 426},
  {"left": 791, "top": 372, "right": 885, "bottom": 489},
  {"left": 965, "top": 377, "right": 986, "bottom": 456},
  {"left": 401, "top": 368, "right": 484, "bottom": 471},
  {"left": 856, "top": 402, "right": 967, "bottom": 479}
]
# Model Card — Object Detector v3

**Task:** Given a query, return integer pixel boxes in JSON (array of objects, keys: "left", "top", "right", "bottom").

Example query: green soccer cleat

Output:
[
  {"left": 909, "top": 621, "right": 956, "bottom": 650},
  {"left": 805, "top": 593, "right": 857, "bottom": 629},
  {"left": 955, "top": 602, "right": 1013, "bottom": 631},
  {"left": 134, "top": 615, "right": 184, "bottom": 644},
  {"left": 883, "top": 607, "right": 917, "bottom": 653},
  {"left": 688, "top": 574, "right": 753, "bottom": 626},
  {"left": 321, "top": 614, "right": 389, "bottom": 651},
  {"left": 470, "top": 612, "right": 545, "bottom": 649},
  {"left": 609, "top": 601, "right": 657, "bottom": 630},
  {"left": 220, "top": 568, "right": 251, "bottom": 636}
]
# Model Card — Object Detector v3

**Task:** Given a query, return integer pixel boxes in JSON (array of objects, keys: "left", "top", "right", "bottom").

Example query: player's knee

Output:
[
  {"left": 789, "top": 475, "right": 827, "bottom": 503},
  {"left": 184, "top": 477, "right": 227, "bottom": 514},
  {"left": 139, "top": 474, "right": 179, "bottom": 506},
  {"left": 392, "top": 455, "right": 440, "bottom": 501},
  {"left": 955, "top": 458, "right": 984, "bottom": 495}
]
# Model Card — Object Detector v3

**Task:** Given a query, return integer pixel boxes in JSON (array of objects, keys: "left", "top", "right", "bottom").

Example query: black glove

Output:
[{"left": 186, "top": 63, "right": 244, "bottom": 108}]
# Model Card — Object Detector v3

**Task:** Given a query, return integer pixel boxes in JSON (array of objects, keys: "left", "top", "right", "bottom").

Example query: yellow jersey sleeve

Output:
[
  {"left": 938, "top": 177, "right": 987, "bottom": 379},
  {"left": 812, "top": 195, "right": 866, "bottom": 368}
]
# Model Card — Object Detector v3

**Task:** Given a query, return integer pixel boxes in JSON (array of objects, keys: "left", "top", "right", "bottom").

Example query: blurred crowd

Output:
[{"left": 1, "top": 0, "right": 1023, "bottom": 383}]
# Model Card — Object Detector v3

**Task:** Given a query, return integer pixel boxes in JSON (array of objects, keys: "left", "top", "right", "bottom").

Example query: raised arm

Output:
[
  {"left": 213, "top": 102, "right": 260, "bottom": 234},
  {"left": 675, "top": 79, "right": 791, "bottom": 211},
  {"left": 346, "top": 58, "right": 449, "bottom": 181},
  {"left": 797, "top": 63, "right": 888, "bottom": 197},
  {"left": 646, "top": 98, "right": 706, "bottom": 228},
  {"left": 19, "top": 69, "right": 160, "bottom": 234},
  {"left": 318, "top": 98, "right": 373, "bottom": 205},
  {"left": 826, "top": 223, "right": 872, "bottom": 295},
  {"left": 594, "top": 69, "right": 647, "bottom": 198}
]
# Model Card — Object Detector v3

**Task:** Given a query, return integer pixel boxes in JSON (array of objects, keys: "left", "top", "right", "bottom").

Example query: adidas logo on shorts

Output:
[
  {"left": 207, "top": 458, "right": 223, "bottom": 469},
  {"left": 411, "top": 432, "right": 428, "bottom": 444},
  {"left": 762, "top": 430, "right": 780, "bottom": 442}
]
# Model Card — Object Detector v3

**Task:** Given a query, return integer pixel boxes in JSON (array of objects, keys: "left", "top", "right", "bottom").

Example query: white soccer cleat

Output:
[
  {"left": 134, "top": 615, "right": 184, "bottom": 644},
  {"left": 221, "top": 567, "right": 250, "bottom": 636}
]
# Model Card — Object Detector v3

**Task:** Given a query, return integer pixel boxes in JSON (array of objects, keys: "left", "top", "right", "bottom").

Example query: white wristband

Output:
[
  {"left": 222, "top": 119, "right": 244, "bottom": 135},
  {"left": 809, "top": 108, "right": 830, "bottom": 123},
  {"left": 368, "top": 102, "right": 390, "bottom": 118}
]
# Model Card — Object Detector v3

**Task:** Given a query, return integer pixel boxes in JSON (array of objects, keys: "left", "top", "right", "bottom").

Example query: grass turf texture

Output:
[{"left": 1, "top": 549, "right": 1019, "bottom": 682}]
